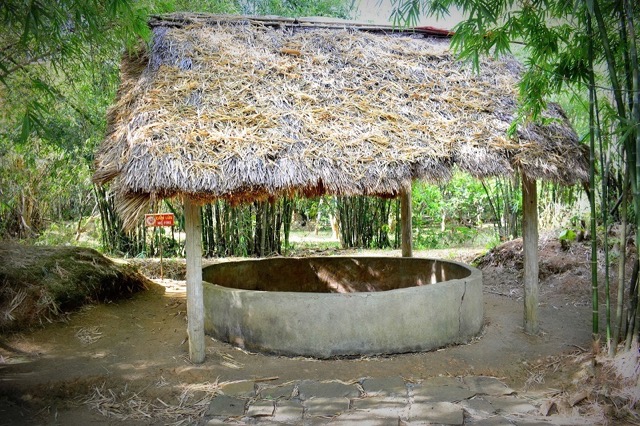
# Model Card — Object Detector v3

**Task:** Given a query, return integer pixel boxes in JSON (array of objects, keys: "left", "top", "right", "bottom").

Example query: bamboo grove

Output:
[
  {"left": 97, "top": 194, "right": 398, "bottom": 258},
  {"left": 96, "top": 173, "right": 580, "bottom": 261}
]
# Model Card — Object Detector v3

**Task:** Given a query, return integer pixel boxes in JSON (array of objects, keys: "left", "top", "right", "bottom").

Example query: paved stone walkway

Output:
[{"left": 204, "top": 376, "right": 590, "bottom": 425}]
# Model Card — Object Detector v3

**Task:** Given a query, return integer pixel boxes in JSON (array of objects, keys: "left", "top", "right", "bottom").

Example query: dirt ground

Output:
[{"left": 0, "top": 237, "right": 636, "bottom": 425}]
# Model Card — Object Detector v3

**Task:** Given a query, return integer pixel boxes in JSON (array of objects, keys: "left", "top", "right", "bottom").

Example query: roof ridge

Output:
[{"left": 148, "top": 13, "right": 454, "bottom": 38}]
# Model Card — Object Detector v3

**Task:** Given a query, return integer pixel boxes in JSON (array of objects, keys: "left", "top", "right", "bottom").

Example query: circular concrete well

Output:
[{"left": 202, "top": 257, "right": 483, "bottom": 358}]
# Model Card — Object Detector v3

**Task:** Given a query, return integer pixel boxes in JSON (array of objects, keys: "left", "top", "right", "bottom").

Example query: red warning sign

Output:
[{"left": 144, "top": 213, "right": 175, "bottom": 227}]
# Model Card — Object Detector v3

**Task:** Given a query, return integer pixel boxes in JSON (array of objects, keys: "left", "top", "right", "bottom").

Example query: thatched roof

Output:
[{"left": 93, "top": 13, "right": 588, "bottom": 227}]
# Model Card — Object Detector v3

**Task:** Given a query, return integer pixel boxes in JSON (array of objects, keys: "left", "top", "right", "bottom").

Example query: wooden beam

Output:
[
  {"left": 522, "top": 174, "right": 539, "bottom": 334},
  {"left": 401, "top": 187, "right": 413, "bottom": 258},
  {"left": 184, "top": 197, "right": 206, "bottom": 363}
]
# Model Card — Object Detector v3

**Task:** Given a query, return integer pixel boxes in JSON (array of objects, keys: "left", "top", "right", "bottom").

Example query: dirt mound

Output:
[
  {"left": 475, "top": 234, "right": 594, "bottom": 304},
  {"left": 475, "top": 233, "right": 636, "bottom": 308},
  {"left": 0, "top": 243, "right": 154, "bottom": 332},
  {"left": 475, "top": 235, "right": 592, "bottom": 278}
]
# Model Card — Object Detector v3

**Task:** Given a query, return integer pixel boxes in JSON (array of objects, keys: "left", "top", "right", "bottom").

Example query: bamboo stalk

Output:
[
  {"left": 283, "top": 197, "right": 292, "bottom": 252},
  {"left": 401, "top": 187, "right": 413, "bottom": 258},
  {"left": 595, "top": 85, "right": 613, "bottom": 355},
  {"left": 623, "top": 0, "right": 640, "bottom": 349},
  {"left": 586, "top": 10, "right": 600, "bottom": 347},
  {"left": 481, "top": 180, "right": 504, "bottom": 239},
  {"left": 259, "top": 203, "right": 265, "bottom": 256},
  {"left": 214, "top": 201, "right": 223, "bottom": 256},
  {"left": 394, "top": 198, "right": 400, "bottom": 249},
  {"left": 612, "top": 171, "right": 628, "bottom": 354},
  {"left": 633, "top": 288, "right": 640, "bottom": 348},
  {"left": 624, "top": 262, "right": 639, "bottom": 350},
  {"left": 522, "top": 174, "right": 539, "bottom": 334}
]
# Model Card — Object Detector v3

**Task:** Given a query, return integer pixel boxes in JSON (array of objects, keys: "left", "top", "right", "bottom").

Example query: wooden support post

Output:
[
  {"left": 401, "top": 187, "right": 413, "bottom": 258},
  {"left": 522, "top": 174, "right": 539, "bottom": 334},
  {"left": 184, "top": 197, "right": 206, "bottom": 363}
]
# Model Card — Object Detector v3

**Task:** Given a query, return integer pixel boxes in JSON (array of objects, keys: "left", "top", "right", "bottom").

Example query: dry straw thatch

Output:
[{"left": 93, "top": 13, "right": 588, "bottom": 228}]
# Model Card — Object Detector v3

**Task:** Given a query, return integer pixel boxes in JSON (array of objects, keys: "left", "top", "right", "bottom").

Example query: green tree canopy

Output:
[{"left": 1, "top": 0, "right": 149, "bottom": 145}]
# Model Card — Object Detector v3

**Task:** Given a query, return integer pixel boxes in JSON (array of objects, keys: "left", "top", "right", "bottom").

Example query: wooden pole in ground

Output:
[
  {"left": 400, "top": 187, "right": 413, "bottom": 258},
  {"left": 159, "top": 233, "right": 164, "bottom": 280},
  {"left": 184, "top": 197, "right": 205, "bottom": 363},
  {"left": 522, "top": 174, "right": 539, "bottom": 334}
]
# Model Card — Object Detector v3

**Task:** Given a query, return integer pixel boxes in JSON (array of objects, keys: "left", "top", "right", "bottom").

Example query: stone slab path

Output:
[{"left": 204, "top": 376, "right": 590, "bottom": 425}]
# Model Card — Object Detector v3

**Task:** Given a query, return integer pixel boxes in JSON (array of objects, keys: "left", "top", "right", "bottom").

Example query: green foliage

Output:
[
  {"left": 0, "top": 138, "right": 94, "bottom": 238},
  {"left": 35, "top": 221, "right": 101, "bottom": 250},
  {"left": 238, "top": 0, "right": 356, "bottom": 18},
  {"left": 414, "top": 226, "right": 480, "bottom": 249},
  {"left": 1, "top": 0, "right": 149, "bottom": 144},
  {"left": 413, "top": 173, "right": 493, "bottom": 228},
  {"left": 412, "top": 181, "right": 443, "bottom": 224},
  {"left": 441, "top": 173, "right": 489, "bottom": 223},
  {"left": 0, "top": 1, "right": 149, "bottom": 240},
  {"left": 147, "top": 0, "right": 241, "bottom": 14},
  {"left": 390, "top": 0, "right": 423, "bottom": 27},
  {"left": 411, "top": 173, "right": 502, "bottom": 249},
  {"left": 558, "top": 228, "right": 576, "bottom": 242}
]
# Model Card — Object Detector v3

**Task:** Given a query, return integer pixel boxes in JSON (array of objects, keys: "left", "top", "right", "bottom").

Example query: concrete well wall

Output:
[{"left": 202, "top": 257, "right": 483, "bottom": 358}]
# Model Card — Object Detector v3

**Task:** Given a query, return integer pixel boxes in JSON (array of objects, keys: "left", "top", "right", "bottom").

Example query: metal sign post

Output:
[{"left": 144, "top": 213, "right": 175, "bottom": 280}]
